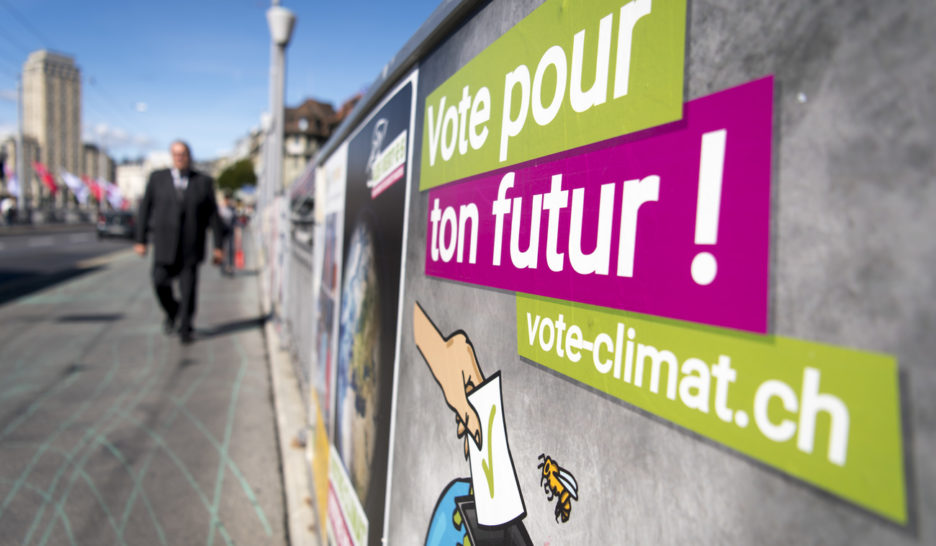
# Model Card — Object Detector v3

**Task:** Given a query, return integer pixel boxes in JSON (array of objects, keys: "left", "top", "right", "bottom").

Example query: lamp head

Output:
[{"left": 267, "top": 6, "right": 296, "bottom": 46}]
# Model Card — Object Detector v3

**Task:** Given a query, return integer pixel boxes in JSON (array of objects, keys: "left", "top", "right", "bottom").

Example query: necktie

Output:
[{"left": 175, "top": 173, "right": 187, "bottom": 202}]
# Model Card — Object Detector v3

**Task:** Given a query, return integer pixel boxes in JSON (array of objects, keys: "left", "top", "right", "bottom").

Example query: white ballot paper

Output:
[{"left": 466, "top": 372, "right": 526, "bottom": 527}]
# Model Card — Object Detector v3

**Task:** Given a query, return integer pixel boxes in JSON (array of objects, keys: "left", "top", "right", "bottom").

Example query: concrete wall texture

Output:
[{"left": 381, "top": 0, "right": 935, "bottom": 544}]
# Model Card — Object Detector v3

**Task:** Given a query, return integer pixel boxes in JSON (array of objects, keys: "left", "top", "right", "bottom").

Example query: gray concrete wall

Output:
[{"left": 382, "top": 0, "right": 935, "bottom": 544}]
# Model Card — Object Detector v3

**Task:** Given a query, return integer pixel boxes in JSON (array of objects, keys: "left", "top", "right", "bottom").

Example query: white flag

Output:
[
  {"left": 99, "top": 178, "right": 123, "bottom": 209},
  {"left": 6, "top": 173, "right": 19, "bottom": 198},
  {"left": 61, "top": 170, "right": 89, "bottom": 205}
]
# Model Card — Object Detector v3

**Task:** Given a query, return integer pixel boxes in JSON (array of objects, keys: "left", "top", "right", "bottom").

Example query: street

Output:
[
  {"left": 0, "top": 226, "right": 132, "bottom": 306},
  {"left": 0, "top": 228, "right": 287, "bottom": 545}
]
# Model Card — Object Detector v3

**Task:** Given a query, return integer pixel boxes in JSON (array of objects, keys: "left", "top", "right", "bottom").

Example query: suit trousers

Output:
[{"left": 152, "top": 261, "right": 199, "bottom": 334}]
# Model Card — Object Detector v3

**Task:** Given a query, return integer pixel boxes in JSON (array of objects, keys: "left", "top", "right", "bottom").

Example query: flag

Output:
[
  {"left": 99, "top": 178, "right": 123, "bottom": 210},
  {"left": 81, "top": 175, "right": 104, "bottom": 202},
  {"left": 61, "top": 170, "right": 89, "bottom": 205},
  {"left": 6, "top": 172, "right": 19, "bottom": 198},
  {"left": 32, "top": 161, "right": 58, "bottom": 195}
]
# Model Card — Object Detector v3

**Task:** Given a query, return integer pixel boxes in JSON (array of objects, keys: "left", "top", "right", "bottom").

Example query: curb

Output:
[
  {"left": 255, "top": 240, "right": 321, "bottom": 546},
  {"left": 76, "top": 247, "right": 135, "bottom": 268}
]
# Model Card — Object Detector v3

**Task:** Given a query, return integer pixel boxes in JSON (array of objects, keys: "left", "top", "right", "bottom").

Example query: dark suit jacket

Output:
[{"left": 135, "top": 168, "right": 223, "bottom": 265}]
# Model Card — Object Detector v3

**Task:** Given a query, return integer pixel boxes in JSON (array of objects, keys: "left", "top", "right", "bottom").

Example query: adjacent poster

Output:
[
  {"left": 331, "top": 70, "right": 418, "bottom": 546},
  {"left": 328, "top": 444, "right": 368, "bottom": 546},
  {"left": 316, "top": 143, "right": 349, "bottom": 435},
  {"left": 310, "top": 148, "right": 349, "bottom": 546}
]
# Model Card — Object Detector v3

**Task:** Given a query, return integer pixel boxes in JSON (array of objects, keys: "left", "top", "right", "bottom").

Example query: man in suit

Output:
[{"left": 134, "top": 140, "right": 223, "bottom": 343}]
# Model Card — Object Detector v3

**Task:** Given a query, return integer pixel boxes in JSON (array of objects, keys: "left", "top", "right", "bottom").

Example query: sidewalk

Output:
[{"left": 0, "top": 226, "right": 314, "bottom": 545}]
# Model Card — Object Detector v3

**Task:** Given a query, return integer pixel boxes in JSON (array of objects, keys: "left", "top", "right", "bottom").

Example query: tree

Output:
[{"left": 217, "top": 159, "right": 257, "bottom": 192}]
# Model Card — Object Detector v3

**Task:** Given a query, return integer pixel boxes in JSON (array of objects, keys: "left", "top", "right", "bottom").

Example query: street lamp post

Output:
[
  {"left": 98, "top": 139, "right": 108, "bottom": 212},
  {"left": 265, "top": 0, "right": 296, "bottom": 209},
  {"left": 16, "top": 74, "right": 26, "bottom": 215}
]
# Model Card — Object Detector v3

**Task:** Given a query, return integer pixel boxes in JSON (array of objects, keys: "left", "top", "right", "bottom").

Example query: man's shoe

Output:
[
  {"left": 162, "top": 317, "right": 176, "bottom": 335},
  {"left": 179, "top": 330, "right": 194, "bottom": 344}
]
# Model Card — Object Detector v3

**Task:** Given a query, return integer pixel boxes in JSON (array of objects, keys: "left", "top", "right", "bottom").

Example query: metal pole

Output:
[
  {"left": 265, "top": 1, "right": 295, "bottom": 211},
  {"left": 265, "top": 42, "right": 275, "bottom": 209},
  {"left": 265, "top": 15, "right": 276, "bottom": 211},
  {"left": 98, "top": 143, "right": 105, "bottom": 212},
  {"left": 16, "top": 74, "right": 25, "bottom": 214},
  {"left": 269, "top": 45, "right": 283, "bottom": 208},
  {"left": 270, "top": 42, "right": 285, "bottom": 203}
]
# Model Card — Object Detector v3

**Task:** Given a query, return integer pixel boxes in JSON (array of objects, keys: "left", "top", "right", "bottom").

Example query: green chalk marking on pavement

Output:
[
  {"left": 118, "top": 336, "right": 220, "bottom": 539},
  {"left": 79, "top": 469, "right": 123, "bottom": 544},
  {"left": 172, "top": 398, "right": 273, "bottom": 537},
  {"left": 8, "top": 346, "right": 120, "bottom": 543},
  {"left": 99, "top": 438, "right": 168, "bottom": 546},
  {"left": 0, "top": 372, "right": 79, "bottom": 442},
  {"left": 207, "top": 337, "right": 251, "bottom": 546},
  {"left": 113, "top": 409, "right": 235, "bottom": 546},
  {"left": 31, "top": 337, "right": 156, "bottom": 546},
  {"left": 0, "top": 475, "right": 76, "bottom": 545}
]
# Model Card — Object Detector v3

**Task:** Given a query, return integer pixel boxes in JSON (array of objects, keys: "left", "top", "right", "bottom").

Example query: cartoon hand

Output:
[{"left": 414, "top": 302, "right": 485, "bottom": 457}]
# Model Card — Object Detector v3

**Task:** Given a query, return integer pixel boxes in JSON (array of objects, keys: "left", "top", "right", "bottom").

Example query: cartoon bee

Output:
[{"left": 537, "top": 454, "right": 578, "bottom": 523}]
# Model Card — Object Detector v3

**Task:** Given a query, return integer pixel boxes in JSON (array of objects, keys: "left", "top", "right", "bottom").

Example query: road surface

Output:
[
  {"left": 0, "top": 227, "right": 132, "bottom": 306},
  {"left": 0, "top": 229, "right": 287, "bottom": 545}
]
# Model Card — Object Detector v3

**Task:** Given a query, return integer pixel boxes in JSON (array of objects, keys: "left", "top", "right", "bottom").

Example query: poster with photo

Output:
[{"left": 332, "top": 70, "right": 417, "bottom": 545}]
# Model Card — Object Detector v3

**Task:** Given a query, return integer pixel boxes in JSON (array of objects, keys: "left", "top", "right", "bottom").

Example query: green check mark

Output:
[{"left": 481, "top": 405, "right": 497, "bottom": 497}]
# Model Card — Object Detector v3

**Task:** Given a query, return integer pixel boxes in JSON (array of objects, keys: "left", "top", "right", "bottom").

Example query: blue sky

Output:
[{"left": 0, "top": 0, "right": 443, "bottom": 161}]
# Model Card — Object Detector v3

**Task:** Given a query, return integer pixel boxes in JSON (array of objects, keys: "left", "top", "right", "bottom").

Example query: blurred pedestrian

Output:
[
  {"left": 134, "top": 140, "right": 223, "bottom": 343},
  {"left": 234, "top": 199, "right": 247, "bottom": 268},
  {"left": 218, "top": 192, "right": 236, "bottom": 276}
]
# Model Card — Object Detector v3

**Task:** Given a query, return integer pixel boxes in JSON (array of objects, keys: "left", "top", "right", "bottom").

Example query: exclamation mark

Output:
[{"left": 691, "top": 129, "right": 727, "bottom": 286}]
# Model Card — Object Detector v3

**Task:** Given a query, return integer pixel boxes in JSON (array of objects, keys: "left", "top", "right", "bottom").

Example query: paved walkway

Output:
[{"left": 0, "top": 231, "right": 288, "bottom": 545}]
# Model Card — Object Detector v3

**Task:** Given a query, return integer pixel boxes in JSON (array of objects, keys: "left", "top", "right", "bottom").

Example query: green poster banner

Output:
[
  {"left": 516, "top": 294, "right": 906, "bottom": 523},
  {"left": 420, "top": 0, "right": 686, "bottom": 190}
]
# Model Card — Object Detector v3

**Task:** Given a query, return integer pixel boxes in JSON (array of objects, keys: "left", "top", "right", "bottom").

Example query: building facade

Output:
[
  {"left": 116, "top": 150, "right": 171, "bottom": 208},
  {"left": 22, "top": 50, "right": 82, "bottom": 208},
  {"left": 230, "top": 95, "right": 360, "bottom": 200},
  {"left": 82, "top": 143, "right": 115, "bottom": 185},
  {"left": 283, "top": 98, "right": 337, "bottom": 188}
]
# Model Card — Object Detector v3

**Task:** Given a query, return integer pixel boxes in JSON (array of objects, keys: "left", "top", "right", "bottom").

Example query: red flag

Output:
[
  {"left": 32, "top": 161, "right": 58, "bottom": 195},
  {"left": 81, "top": 175, "right": 104, "bottom": 202}
]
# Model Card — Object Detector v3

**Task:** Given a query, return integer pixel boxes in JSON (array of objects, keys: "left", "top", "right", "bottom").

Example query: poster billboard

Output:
[
  {"left": 279, "top": 0, "right": 933, "bottom": 544},
  {"left": 379, "top": 0, "right": 908, "bottom": 544},
  {"left": 328, "top": 70, "right": 418, "bottom": 546}
]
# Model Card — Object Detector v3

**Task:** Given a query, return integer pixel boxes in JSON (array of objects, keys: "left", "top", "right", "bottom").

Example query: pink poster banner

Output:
[{"left": 424, "top": 77, "right": 773, "bottom": 333}]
